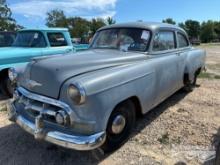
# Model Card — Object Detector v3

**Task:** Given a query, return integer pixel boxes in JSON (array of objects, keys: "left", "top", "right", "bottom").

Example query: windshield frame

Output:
[
  {"left": 12, "top": 30, "right": 47, "bottom": 48},
  {"left": 90, "top": 27, "right": 152, "bottom": 52}
]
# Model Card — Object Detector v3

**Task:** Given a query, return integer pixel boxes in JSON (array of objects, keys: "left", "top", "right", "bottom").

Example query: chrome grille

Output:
[{"left": 16, "top": 89, "right": 62, "bottom": 124}]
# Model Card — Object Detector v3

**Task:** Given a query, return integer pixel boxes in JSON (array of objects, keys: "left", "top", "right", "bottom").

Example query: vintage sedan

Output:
[{"left": 8, "top": 22, "right": 206, "bottom": 152}]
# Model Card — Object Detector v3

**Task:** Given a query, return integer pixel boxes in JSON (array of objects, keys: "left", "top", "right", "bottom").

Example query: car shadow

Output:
[
  {"left": 132, "top": 89, "right": 188, "bottom": 137},
  {"left": 0, "top": 89, "right": 189, "bottom": 165}
]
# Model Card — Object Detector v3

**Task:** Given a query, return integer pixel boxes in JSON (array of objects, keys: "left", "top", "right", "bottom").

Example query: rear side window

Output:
[
  {"left": 153, "top": 31, "right": 175, "bottom": 51},
  {"left": 47, "top": 33, "right": 67, "bottom": 47},
  {"left": 177, "top": 32, "right": 189, "bottom": 48}
]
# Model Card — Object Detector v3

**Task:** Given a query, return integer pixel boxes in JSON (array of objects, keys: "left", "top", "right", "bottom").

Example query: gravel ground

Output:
[{"left": 0, "top": 45, "right": 220, "bottom": 165}]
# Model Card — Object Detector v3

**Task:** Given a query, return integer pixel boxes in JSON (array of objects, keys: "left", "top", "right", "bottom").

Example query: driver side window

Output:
[{"left": 153, "top": 31, "right": 175, "bottom": 51}]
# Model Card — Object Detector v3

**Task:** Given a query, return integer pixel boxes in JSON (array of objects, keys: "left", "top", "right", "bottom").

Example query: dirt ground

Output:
[{"left": 0, "top": 44, "right": 220, "bottom": 165}]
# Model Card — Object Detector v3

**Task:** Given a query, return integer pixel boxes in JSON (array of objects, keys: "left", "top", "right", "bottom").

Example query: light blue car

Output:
[{"left": 0, "top": 28, "right": 88, "bottom": 96}]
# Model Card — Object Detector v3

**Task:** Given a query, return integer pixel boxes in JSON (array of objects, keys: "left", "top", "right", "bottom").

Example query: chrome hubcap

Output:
[{"left": 111, "top": 115, "right": 126, "bottom": 134}]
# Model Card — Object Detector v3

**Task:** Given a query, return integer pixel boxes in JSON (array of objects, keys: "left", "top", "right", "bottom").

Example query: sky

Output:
[{"left": 7, "top": 0, "right": 220, "bottom": 28}]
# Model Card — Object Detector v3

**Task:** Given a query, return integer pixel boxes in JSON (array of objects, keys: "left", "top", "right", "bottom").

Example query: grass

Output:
[
  {"left": 200, "top": 43, "right": 220, "bottom": 46},
  {"left": 206, "top": 64, "right": 220, "bottom": 70},
  {"left": 198, "top": 72, "right": 220, "bottom": 79},
  {"left": 0, "top": 104, "right": 7, "bottom": 112}
]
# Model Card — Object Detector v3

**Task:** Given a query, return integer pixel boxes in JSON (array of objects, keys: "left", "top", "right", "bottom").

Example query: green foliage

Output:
[
  {"left": 198, "top": 72, "right": 220, "bottom": 79},
  {"left": 162, "top": 18, "right": 176, "bottom": 25},
  {"left": 178, "top": 20, "right": 201, "bottom": 40},
  {"left": 165, "top": 18, "right": 220, "bottom": 43},
  {"left": 200, "top": 20, "right": 218, "bottom": 43},
  {"left": 158, "top": 132, "right": 169, "bottom": 145},
  {"left": 89, "top": 18, "right": 106, "bottom": 35},
  {"left": 184, "top": 20, "right": 200, "bottom": 39},
  {"left": 46, "top": 9, "right": 68, "bottom": 27},
  {"left": 214, "top": 21, "right": 220, "bottom": 40},
  {"left": 46, "top": 9, "right": 110, "bottom": 41},
  {"left": 0, "top": 0, "right": 22, "bottom": 31},
  {"left": 106, "top": 17, "right": 116, "bottom": 25},
  {"left": 67, "top": 17, "right": 90, "bottom": 40}
]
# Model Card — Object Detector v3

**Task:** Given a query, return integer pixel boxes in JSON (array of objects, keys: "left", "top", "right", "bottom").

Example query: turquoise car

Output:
[{"left": 0, "top": 28, "right": 88, "bottom": 97}]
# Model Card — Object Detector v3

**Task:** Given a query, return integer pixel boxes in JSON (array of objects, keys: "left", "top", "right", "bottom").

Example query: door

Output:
[
  {"left": 150, "top": 30, "right": 182, "bottom": 105},
  {"left": 43, "top": 32, "right": 73, "bottom": 56}
]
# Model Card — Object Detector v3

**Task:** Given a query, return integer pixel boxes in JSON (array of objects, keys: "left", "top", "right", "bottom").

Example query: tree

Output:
[
  {"left": 184, "top": 20, "right": 201, "bottom": 40},
  {"left": 214, "top": 21, "right": 220, "bottom": 40},
  {"left": 46, "top": 9, "right": 68, "bottom": 27},
  {"left": 46, "top": 10, "right": 107, "bottom": 39},
  {"left": 178, "top": 22, "right": 185, "bottom": 29},
  {"left": 162, "top": 18, "right": 176, "bottom": 25},
  {"left": 200, "top": 20, "right": 217, "bottom": 43},
  {"left": 106, "top": 17, "right": 116, "bottom": 25},
  {"left": 89, "top": 18, "right": 106, "bottom": 35},
  {"left": 0, "top": 0, "right": 21, "bottom": 31},
  {"left": 67, "top": 17, "right": 90, "bottom": 41}
]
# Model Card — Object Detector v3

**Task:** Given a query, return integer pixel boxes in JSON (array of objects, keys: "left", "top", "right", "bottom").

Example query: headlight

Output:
[
  {"left": 68, "top": 84, "right": 86, "bottom": 105},
  {"left": 8, "top": 68, "right": 18, "bottom": 82}
]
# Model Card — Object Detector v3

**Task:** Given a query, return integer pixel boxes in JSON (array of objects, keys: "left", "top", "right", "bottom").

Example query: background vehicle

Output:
[
  {"left": 190, "top": 38, "right": 201, "bottom": 45},
  {"left": 0, "top": 32, "right": 16, "bottom": 47},
  {"left": 8, "top": 22, "right": 206, "bottom": 152},
  {"left": 0, "top": 28, "right": 88, "bottom": 97}
]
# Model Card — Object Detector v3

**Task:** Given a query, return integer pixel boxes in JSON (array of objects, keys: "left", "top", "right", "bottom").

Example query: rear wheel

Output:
[
  {"left": 183, "top": 69, "right": 200, "bottom": 92},
  {"left": 101, "top": 100, "right": 136, "bottom": 153}
]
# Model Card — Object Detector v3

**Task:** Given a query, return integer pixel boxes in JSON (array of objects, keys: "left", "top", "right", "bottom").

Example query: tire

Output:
[
  {"left": 101, "top": 100, "right": 136, "bottom": 153},
  {"left": 183, "top": 72, "right": 198, "bottom": 92},
  {"left": 215, "top": 143, "right": 220, "bottom": 165},
  {"left": 0, "top": 76, "right": 13, "bottom": 98}
]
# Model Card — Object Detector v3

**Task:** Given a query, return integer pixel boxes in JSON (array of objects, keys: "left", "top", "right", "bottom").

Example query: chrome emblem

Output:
[{"left": 24, "top": 79, "right": 42, "bottom": 89}]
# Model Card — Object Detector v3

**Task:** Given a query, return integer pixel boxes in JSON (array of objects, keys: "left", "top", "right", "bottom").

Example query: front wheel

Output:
[
  {"left": 0, "top": 76, "right": 13, "bottom": 98},
  {"left": 215, "top": 142, "right": 220, "bottom": 165},
  {"left": 101, "top": 100, "right": 136, "bottom": 153}
]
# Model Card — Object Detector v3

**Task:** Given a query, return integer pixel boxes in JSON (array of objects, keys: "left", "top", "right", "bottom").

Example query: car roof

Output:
[
  {"left": 98, "top": 22, "right": 185, "bottom": 33},
  {"left": 0, "top": 31, "right": 16, "bottom": 34},
  {"left": 18, "top": 28, "right": 68, "bottom": 32}
]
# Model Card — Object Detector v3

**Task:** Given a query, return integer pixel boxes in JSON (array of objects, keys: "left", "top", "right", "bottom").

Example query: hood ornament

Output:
[{"left": 24, "top": 79, "right": 42, "bottom": 89}]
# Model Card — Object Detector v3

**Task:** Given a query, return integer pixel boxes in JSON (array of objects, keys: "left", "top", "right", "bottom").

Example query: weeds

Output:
[
  {"left": 0, "top": 104, "right": 7, "bottom": 112},
  {"left": 198, "top": 72, "right": 220, "bottom": 79},
  {"left": 158, "top": 132, "right": 169, "bottom": 145}
]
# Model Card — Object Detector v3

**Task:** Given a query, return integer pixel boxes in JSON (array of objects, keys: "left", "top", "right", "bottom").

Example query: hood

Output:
[
  {"left": 21, "top": 49, "right": 147, "bottom": 98},
  {"left": 0, "top": 47, "right": 40, "bottom": 65}
]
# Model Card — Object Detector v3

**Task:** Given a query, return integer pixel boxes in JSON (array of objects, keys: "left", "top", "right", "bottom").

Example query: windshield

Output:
[
  {"left": 12, "top": 31, "right": 47, "bottom": 48},
  {"left": 91, "top": 28, "right": 151, "bottom": 52}
]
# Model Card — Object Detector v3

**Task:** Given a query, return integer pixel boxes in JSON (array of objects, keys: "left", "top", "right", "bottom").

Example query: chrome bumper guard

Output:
[{"left": 8, "top": 100, "right": 106, "bottom": 151}]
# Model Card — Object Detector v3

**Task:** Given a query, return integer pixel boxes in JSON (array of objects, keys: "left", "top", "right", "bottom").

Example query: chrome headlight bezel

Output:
[
  {"left": 68, "top": 83, "right": 86, "bottom": 105},
  {"left": 8, "top": 68, "right": 18, "bottom": 82}
]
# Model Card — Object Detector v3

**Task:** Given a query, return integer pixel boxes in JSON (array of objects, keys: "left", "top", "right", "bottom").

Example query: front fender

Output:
[
  {"left": 0, "top": 62, "right": 28, "bottom": 72},
  {"left": 59, "top": 62, "right": 156, "bottom": 133}
]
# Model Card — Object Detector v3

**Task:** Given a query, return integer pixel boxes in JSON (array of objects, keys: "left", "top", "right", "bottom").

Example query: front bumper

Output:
[{"left": 8, "top": 97, "right": 106, "bottom": 151}]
